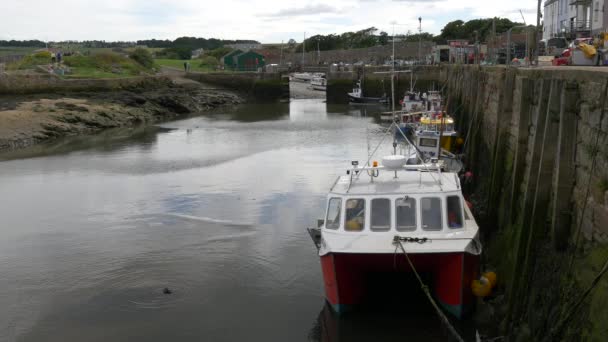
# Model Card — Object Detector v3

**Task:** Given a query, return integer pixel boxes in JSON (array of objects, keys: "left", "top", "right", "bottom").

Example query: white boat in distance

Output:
[
  {"left": 292, "top": 72, "right": 314, "bottom": 82},
  {"left": 310, "top": 75, "right": 327, "bottom": 91}
]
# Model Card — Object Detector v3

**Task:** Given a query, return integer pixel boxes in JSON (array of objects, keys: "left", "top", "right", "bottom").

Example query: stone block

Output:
[
  {"left": 593, "top": 229, "right": 608, "bottom": 243},
  {"left": 593, "top": 200, "right": 608, "bottom": 232}
]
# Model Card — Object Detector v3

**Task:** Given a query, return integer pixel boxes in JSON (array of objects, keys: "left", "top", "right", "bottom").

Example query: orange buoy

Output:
[
  {"left": 471, "top": 277, "right": 492, "bottom": 297},
  {"left": 483, "top": 271, "right": 497, "bottom": 288}
]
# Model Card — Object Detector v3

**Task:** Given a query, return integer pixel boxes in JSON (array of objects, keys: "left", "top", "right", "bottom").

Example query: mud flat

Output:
[{"left": 0, "top": 85, "right": 242, "bottom": 151}]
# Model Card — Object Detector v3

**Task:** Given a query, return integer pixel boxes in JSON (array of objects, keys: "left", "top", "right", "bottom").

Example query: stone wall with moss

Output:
[
  {"left": 326, "top": 65, "right": 442, "bottom": 104},
  {"left": 0, "top": 73, "right": 173, "bottom": 94},
  {"left": 442, "top": 65, "right": 608, "bottom": 340},
  {"left": 185, "top": 72, "right": 286, "bottom": 101}
]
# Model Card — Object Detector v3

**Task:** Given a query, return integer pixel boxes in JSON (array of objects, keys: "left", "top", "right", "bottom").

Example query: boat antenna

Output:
[{"left": 391, "top": 23, "right": 396, "bottom": 115}]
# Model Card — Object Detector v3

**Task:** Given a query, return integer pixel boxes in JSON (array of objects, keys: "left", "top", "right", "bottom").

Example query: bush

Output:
[
  {"left": 33, "top": 50, "right": 52, "bottom": 58},
  {"left": 156, "top": 47, "right": 191, "bottom": 60},
  {"left": 129, "top": 48, "right": 154, "bottom": 69},
  {"left": 199, "top": 56, "right": 218, "bottom": 68}
]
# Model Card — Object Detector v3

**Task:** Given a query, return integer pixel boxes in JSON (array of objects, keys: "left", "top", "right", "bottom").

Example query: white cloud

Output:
[{"left": 0, "top": 0, "right": 539, "bottom": 42}]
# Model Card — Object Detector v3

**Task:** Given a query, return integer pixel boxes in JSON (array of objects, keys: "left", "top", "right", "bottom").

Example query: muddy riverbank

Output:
[{"left": 0, "top": 84, "right": 242, "bottom": 151}]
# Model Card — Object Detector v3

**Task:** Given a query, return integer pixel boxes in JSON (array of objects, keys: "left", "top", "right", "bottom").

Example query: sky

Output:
[{"left": 0, "top": 0, "right": 540, "bottom": 43}]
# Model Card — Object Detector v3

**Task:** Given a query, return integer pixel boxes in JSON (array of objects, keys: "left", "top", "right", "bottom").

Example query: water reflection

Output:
[
  {"left": 0, "top": 125, "right": 168, "bottom": 162},
  {"left": 0, "top": 98, "right": 468, "bottom": 341}
]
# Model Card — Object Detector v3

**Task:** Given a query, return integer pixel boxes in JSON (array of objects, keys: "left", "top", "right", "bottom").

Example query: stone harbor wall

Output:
[{"left": 442, "top": 65, "right": 608, "bottom": 341}]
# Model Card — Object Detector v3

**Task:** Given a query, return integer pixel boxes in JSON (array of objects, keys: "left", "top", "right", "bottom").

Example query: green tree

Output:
[
  {"left": 207, "top": 47, "right": 233, "bottom": 59},
  {"left": 199, "top": 55, "right": 218, "bottom": 68},
  {"left": 379, "top": 31, "right": 389, "bottom": 45},
  {"left": 129, "top": 48, "right": 154, "bottom": 68}
]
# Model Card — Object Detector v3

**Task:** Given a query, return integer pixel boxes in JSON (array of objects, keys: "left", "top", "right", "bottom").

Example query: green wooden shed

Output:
[
  {"left": 233, "top": 51, "right": 266, "bottom": 71},
  {"left": 222, "top": 49, "right": 243, "bottom": 69}
]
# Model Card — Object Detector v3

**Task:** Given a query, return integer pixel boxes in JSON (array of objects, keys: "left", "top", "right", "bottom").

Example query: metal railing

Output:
[{"left": 563, "top": 20, "right": 591, "bottom": 33}]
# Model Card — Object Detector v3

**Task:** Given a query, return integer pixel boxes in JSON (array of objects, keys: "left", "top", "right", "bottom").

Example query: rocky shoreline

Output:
[{"left": 0, "top": 84, "right": 242, "bottom": 151}]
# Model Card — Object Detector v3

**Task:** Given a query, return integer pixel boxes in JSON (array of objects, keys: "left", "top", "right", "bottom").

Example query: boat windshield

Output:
[
  {"left": 326, "top": 198, "right": 342, "bottom": 229},
  {"left": 421, "top": 197, "right": 442, "bottom": 231},
  {"left": 419, "top": 138, "right": 437, "bottom": 147},
  {"left": 396, "top": 197, "right": 416, "bottom": 231},
  {"left": 345, "top": 199, "right": 365, "bottom": 231},
  {"left": 446, "top": 196, "right": 464, "bottom": 229},
  {"left": 371, "top": 198, "right": 391, "bottom": 231}
]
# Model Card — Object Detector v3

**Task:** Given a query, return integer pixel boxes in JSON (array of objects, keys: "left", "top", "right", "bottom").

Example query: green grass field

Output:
[
  {"left": 0, "top": 47, "right": 38, "bottom": 56},
  {"left": 154, "top": 59, "right": 218, "bottom": 72}
]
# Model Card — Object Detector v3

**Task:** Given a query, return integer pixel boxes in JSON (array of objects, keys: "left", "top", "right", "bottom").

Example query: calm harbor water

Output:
[{"left": 0, "top": 99, "right": 466, "bottom": 341}]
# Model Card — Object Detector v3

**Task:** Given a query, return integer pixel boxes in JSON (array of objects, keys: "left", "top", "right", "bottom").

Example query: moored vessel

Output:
[
  {"left": 308, "top": 125, "right": 481, "bottom": 318},
  {"left": 348, "top": 80, "right": 389, "bottom": 104}
]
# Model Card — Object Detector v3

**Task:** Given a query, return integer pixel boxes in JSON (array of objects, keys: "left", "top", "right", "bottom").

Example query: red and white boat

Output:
[{"left": 308, "top": 134, "right": 481, "bottom": 318}]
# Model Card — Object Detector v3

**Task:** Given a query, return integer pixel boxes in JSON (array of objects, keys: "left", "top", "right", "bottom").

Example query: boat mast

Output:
[
  {"left": 391, "top": 24, "right": 396, "bottom": 115},
  {"left": 302, "top": 32, "right": 306, "bottom": 65}
]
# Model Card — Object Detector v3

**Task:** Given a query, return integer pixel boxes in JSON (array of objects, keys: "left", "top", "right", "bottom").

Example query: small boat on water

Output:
[
  {"left": 310, "top": 75, "right": 327, "bottom": 91},
  {"left": 308, "top": 123, "right": 481, "bottom": 318},
  {"left": 292, "top": 72, "right": 314, "bottom": 82},
  {"left": 348, "top": 80, "right": 389, "bottom": 104}
]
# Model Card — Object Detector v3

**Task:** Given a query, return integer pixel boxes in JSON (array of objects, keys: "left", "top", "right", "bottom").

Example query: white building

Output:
[
  {"left": 543, "top": 0, "right": 600, "bottom": 38},
  {"left": 591, "top": 0, "right": 607, "bottom": 35},
  {"left": 225, "top": 43, "right": 262, "bottom": 51}
]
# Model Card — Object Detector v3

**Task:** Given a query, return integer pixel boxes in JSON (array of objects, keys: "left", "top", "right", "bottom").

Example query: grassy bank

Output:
[
  {"left": 6, "top": 50, "right": 157, "bottom": 79},
  {"left": 63, "top": 53, "right": 152, "bottom": 78},
  {"left": 0, "top": 47, "right": 38, "bottom": 56},
  {"left": 154, "top": 59, "right": 217, "bottom": 72}
]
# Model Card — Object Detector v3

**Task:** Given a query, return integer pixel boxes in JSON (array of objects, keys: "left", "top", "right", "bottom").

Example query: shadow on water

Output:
[
  {"left": 207, "top": 102, "right": 290, "bottom": 122},
  {"left": 0, "top": 125, "right": 170, "bottom": 162},
  {"left": 307, "top": 272, "right": 478, "bottom": 342}
]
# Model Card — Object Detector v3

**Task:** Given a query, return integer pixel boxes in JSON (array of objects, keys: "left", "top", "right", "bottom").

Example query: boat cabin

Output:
[
  {"left": 413, "top": 114, "right": 457, "bottom": 159},
  {"left": 323, "top": 173, "right": 468, "bottom": 235}
]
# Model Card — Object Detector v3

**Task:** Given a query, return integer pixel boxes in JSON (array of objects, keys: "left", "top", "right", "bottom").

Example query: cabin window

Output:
[
  {"left": 421, "top": 197, "right": 442, "bottom": 231},
  {"left": 345, "top": 198, "right": 365, "bottom": 231},
  {"left": 396, "top": 197, "right": 417, "bottom": 231},
  {"left": 446, "top": 196, "right": 464, "bottom": 229},
  {"left": 371, "top": 198, "right": 391, "bottom": 231},
  {"left": 326, "top": 198, "right": 342, "bottom": 230},
  {"left": 419, "top": 138, "right": 437, "bottom": 147}
]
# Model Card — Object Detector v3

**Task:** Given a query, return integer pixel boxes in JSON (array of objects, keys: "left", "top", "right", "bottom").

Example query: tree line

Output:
[
  {"left": 1, "top": 37, "right": 259, "bottom": 51},
  {"left": 294, "top": 18, "right": 525, "bottom": 52}
]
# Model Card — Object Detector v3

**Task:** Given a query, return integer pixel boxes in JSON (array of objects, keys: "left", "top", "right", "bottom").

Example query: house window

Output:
[
  {"left": 326, "top": 198, "right": 342, "bottom": 230},
  {"left": 371, "top": 198, "right": 391, "bottom": 231},
  {"left": 396, "top": 197, "right": 417, "bottom": 231},
  {"left": 345, "top": 198, "right": 365, "bottom": 231},
  {"left": 421, "top": 197, "right": 442, "bottom": 231},
  {"left": 446, "top": 196, "right": 464, "bottom": 229}
]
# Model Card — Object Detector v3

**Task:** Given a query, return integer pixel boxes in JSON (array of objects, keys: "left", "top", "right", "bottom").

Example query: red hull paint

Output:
[{"left": 320, "top": 252, "right": 479, "bottom": 317}]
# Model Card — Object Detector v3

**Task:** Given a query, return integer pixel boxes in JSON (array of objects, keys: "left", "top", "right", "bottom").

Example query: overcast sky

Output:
[{"left": 1, "top": 0, "right": 539, "bottom": 43}]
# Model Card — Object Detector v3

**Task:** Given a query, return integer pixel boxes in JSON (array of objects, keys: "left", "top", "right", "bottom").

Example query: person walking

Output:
[{"left": 183, "top": 61, "right": 187, "bottom": 72}]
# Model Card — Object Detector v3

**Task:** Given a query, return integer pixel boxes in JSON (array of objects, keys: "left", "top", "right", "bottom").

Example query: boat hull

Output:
[
  {"left": 320, "top": 252, "right": 479, "bottom": 318},
  {"left": 348, "top": 94, "right": 389, "bottom": 104}
]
